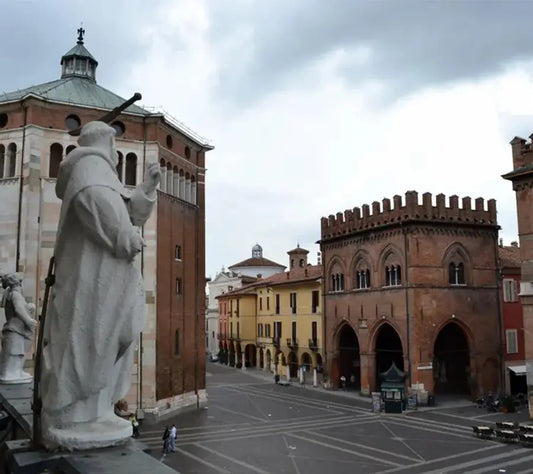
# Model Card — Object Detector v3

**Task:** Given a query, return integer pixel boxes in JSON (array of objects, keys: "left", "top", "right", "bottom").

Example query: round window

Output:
[
  {"left": 0, "top": 113, "right": 7, "bottom": 128},
  {"left": 65, "top": 114, "right": 81, "bottom": 130},
  {"left": 111, "top": 121, "right": 125, "bottom": 137}
]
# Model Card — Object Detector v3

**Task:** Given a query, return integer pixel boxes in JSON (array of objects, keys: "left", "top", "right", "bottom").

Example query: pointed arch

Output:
[
  {"left": 433, "top": 321, "right": 471, "bottom": 394},
  {"left": 350, "top": 249, "right": 373, "bottom": 289},
  {"left": 442, "top": 242, "right": 472, "bottom": 286},
  {"left": 326, "top": 255, "right": 346, "bottom": 292},
  {"left": 378, "top": 243, "right": 404, "bottom": 287},
  {"left": 334, "top": 321, "right": 360, "bottom": 389}
]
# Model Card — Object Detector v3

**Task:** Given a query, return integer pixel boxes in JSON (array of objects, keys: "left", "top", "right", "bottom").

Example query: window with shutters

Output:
[
  {"left": 503, "top": 278, "right": 518, "bottom": 302},
  {"left": 506, "top": 329, "right": 518, "bottom": 354}
]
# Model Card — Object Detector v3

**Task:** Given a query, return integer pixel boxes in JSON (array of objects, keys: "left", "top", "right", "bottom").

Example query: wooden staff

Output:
[
  {"left": 32, "top": 256, "right": 55, "bottom": 449},
  {"left": 68, "top": 92, "right": 142, "bottom": 136}
]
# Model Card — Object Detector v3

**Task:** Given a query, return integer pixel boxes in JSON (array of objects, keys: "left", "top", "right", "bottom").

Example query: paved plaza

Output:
[{"left": 141, "top": 364, "right": 533, "bottom": 473}]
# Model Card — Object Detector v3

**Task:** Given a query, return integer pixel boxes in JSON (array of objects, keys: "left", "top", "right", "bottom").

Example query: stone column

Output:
[
  {"left": 191, "top": 181, "right": 197, "bottom": 205},
  {"left": 179, "top": 175, "right": 185, "bottom": 200},
  {"left": 242, "top": 352, "right": 246, "bottom": 370},
  {"left": 286, "top": 364, "right": 290, "bottom": 381},
  {"left": 166, "top": 169, "right": 173, "bottom": 195},
  {"left": 313, "top": 367, "right": 318, "bottom": 387},
  {"left": 173, "top": 174, "right": 179, "bottom": 198}
]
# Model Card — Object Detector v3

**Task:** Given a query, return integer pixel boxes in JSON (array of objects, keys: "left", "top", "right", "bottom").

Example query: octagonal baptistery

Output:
[
  {"left": 0, "top": 29, "right": 213, "bottom": 421},
  {"left": 320, "top": 191, "right": 501, "bottom": 398}
]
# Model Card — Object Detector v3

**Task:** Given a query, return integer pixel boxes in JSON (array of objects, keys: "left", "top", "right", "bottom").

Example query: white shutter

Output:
[{"left": 506, "top": 329, "right": 518, "bottom": 354}]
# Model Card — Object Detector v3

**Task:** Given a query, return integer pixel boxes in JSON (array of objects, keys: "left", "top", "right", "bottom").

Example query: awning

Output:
[{"left": 508, "top": 365, "right": 527, "bottom": 376}]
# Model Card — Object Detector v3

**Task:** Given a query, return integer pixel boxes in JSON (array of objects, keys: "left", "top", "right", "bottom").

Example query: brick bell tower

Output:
[{"left": 503, "top": 135, "right": 533, "bottom": 418}]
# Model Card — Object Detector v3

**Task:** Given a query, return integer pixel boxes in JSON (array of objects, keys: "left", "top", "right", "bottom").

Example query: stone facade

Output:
[{"left": 320, "top": 191, "right": 501, "bottom": 397}]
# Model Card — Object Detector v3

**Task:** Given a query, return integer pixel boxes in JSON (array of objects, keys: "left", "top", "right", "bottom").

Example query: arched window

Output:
[
  {"left": 385, "top": 265, "right": 402, "bottom": 286},
  {"left": 159, "top": 159, "right": 167, "bottom": 193},
  {"left": 299, "top": 259, "right": 304, "bottom": 267},
  {"left": 383, "top": 250, "right": 402, "bottom": 287},
  {"left": 125, "top": 153, "right": 137, "bottom": 185},
  {"left": 329, "top": 270, "right": 345, "bottom": 292},
  {"left": 7, "top": 143, "right": 16, "bottom": 177},
  {"left": 355, "top": 264, "right": 371, "bottom": 289},
  {"left": 66, "top": 145, "right": 76, "bottom": 155},
  {"left": 449, "top": 262, "right": 465, "bottom": 285},
  {"left": 0, "top": 144, "right": 4, "bottom": 179},
  {"left": 190, "top": 175, "right": 196, "bottom": 204},
  {"left": 49, "top": 143, "right": 63, "bottom": 178},
  {"left": 116, "top": 151, "right": 123, "bottom": 181},
  {"left": 166, "top": 163, "right": 173, "bottom": 193}
]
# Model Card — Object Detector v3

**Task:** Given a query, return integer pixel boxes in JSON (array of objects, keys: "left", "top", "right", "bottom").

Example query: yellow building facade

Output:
[{"left": 217, "top": 247, "right": 324, "bottom": 381}]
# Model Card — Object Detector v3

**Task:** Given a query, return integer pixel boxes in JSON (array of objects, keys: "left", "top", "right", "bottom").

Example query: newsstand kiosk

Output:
[{"left": 380, "top": 362, "right": 406, "bottom": 414}]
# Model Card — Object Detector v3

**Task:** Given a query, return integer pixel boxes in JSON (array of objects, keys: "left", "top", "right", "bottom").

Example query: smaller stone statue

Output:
[{"left": 0, "top": 274, "right": 37, "bottom": 383}]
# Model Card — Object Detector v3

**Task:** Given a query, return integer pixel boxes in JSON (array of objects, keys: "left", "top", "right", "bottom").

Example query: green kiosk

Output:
[{"left": 379, "top": 362, "right": 406, "bottom": 414}]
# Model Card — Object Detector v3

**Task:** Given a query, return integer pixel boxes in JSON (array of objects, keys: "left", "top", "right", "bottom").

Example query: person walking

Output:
[
  {"left": 170, "top": 424, "right": 177, "bottom": 452},
  {"left": 162, "top": 426, "right": 170, "bottom": 454}
]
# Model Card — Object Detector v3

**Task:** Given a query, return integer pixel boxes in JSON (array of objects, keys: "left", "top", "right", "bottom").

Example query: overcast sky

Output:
[{"left": 2, "top": 0, "right": 533, "bottom": 279}]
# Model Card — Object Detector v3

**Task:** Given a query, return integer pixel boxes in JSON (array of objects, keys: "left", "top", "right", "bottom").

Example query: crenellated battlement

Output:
[
  {"left": 321, "top": 191, "right": 497, "bottom": 239},
  {"left": 510, "top": 135, "right": 533, "bottom": 170}
]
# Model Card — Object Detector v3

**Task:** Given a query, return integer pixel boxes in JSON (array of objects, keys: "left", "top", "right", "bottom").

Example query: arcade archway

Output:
[
  {"left": 288, "top": 351, "right": 298, "bottom": 378},
  {"left": 433, "top": 322, "right": 469, "bottom": 394},
  {"left": 245, "top": 344, "right": 256, "bottom": 368},
  {"left": 375, "top": 324, "right": 403, "bottom": 389},
  {"left": 338, "top": 324, "right": 360, "bottom": 389}
]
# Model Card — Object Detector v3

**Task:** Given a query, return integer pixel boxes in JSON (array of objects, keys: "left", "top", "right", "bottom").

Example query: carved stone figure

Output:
[
  {"left": 41, "top": 121, "right": 161, "bottom": 450},
  {"left": 0, "top": 274, "right": 37, "bottom": 384}
]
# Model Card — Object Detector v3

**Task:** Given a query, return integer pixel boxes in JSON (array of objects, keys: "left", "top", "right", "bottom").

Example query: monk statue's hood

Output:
[{"left": 56, "top": 146, "right": 118, "bottom": 200}]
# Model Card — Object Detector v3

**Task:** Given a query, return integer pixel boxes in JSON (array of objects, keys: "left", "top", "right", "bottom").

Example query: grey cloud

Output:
[
  {"left": 0, "top": 0, "right": 150, "bottom": 93},
  {"left": 208, "top": 0, "right": 533, "bottom": 105}
]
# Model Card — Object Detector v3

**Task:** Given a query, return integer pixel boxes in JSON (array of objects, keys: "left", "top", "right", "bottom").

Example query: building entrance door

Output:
[{"left": 433, "top": 323, "right": 469, "bottom": 394}]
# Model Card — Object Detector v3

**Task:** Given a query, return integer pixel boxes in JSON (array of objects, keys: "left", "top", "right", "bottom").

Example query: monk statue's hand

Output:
[{"left": 142, "top": 162, "right": 162, "bottom": 195}]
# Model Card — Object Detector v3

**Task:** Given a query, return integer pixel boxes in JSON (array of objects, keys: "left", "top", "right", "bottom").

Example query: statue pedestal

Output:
[
  {"left": 0, "top": 372, "right": 32, "bottom": 384},
  {"left": 43, "top": 416, "right": 132, "bottom": 451}
]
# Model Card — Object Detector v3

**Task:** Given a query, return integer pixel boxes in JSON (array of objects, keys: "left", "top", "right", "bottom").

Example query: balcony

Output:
[
  {"left": 308, "top": 338, "right": 319, "bottom": 351},
  {"left": 272, "top": 337, "right": 280, "bottom": 347},
  {"left": 286, "top": 338, "right": 298, "bottom": 349}
]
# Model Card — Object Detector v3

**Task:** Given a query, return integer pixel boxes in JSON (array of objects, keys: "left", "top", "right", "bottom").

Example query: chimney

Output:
[
  {"left": 511, "top": 241, "right": 519, "bottom": 248},
  {"left": 499, "top": 238, "right": 503, "bottom": 247}
]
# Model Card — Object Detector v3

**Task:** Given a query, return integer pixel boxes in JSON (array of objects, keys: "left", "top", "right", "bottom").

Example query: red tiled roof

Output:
[
  {"left": 499, "top": 245, "right": 521, "bottom": 269},
  {"left": 229, "top": 257, "right": 286, "bottom": 269},
  {"left": 216, "top": 265, "right": 323, "bottom": 298}
]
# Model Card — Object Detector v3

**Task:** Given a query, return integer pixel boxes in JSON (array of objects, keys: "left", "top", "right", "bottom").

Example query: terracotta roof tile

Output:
[
  {"left": 229, "top": 257, "right": 286, "bottom": 269},
  {"left": 499, "top": 245, "right": 521, "bottom": 269}
]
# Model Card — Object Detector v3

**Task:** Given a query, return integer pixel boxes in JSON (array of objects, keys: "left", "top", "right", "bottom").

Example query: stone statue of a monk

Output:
[
  {"left": 41, "top": 121, "right": 161, "bottom": 450},
  {"left": 0, "top": 274, "right": 36, "bottom": 383}
]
